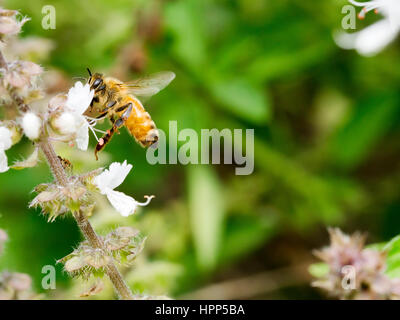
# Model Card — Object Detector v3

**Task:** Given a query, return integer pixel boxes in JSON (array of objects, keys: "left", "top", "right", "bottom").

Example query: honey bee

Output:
[{"left": 86, "top": 69, "right": 175, "bottom": 159}]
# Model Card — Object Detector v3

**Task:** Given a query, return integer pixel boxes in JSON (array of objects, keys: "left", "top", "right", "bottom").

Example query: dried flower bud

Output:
[
  {"left": 19, "top": 61, "right": 42, "bottom": 76},
  {"left": 0, "top": 8, "right": 19, "bottom": 17},
  {"left": 4, "top": 61, "right": 42, "bottom": 89},
  {"left": 58, "top": 243, "right": 110, "bottom": 279},
  {"left": 30, "top": 180, "right": 90, "bottom": 221},
  {"left": 0, "top": 16, "right": 20, "bottom": 35},
  {"left": 84, "top": 249, "right": 112, "bottom": 270},
  {"left": 21, "top": 112, "right": 42, "bottom": 140},
  {"left": 48, "top": 94, "right": 67, "bottom": 112},
  {"left": 312, "top": 228, "right": 400, "bottom": 300},
  {"left": 0, "top": 9, "right": 29, "bottom": 36},
  {"left": 0, "top": 271, "right": 36, "bottom": 300},
  {"left": 7, "top": 272, "right": 31, "bottom": 291},
  {"left": 59, "top": 227, "right": 145, "bottom": 280},
  {"left": 64, "top": 256, "right": 86, "bottom": 273},
  {"left": 4, "top": 68, "right": 25, "bottom": 87},
  {"left": 104, "top": 227, "right": 145, "bottom": 264}
]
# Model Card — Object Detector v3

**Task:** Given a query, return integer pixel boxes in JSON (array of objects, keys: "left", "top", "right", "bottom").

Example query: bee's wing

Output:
[{"left": 124, "top": 71, "right": 175, "bottom": 98}]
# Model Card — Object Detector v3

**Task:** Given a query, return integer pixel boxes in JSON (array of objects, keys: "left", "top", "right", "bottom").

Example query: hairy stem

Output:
[
  {"left": 0, "top": 48, "right": 134, "bottom": 300},
  {"left": 41, "top": 140, "right": 134, "bottom": 300},
  {"left": 74, "top": 210, "right": 134, "bottom": 300}
]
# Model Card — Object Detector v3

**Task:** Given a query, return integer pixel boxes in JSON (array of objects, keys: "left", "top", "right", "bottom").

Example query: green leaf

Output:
[
  {"left": 164, "top": 0, "right": 207, "bottom": 72},
  {"left": 219, "top": 215, "right": 276, "bottom": 264},
  {"left": 246, "top": 41, "right": 332, "bottom": 82},
  {"left": 330, "top": 92, "right": 399, "bottom": 169},
  {"left": 208, "top": 77, "right": 270, "bottom": 124},
  {"left": 187, "top": 165, "right": 225, "bottom": 271},
  {"left": 379, "top": 236, "right": 400, "bottom": 279}
]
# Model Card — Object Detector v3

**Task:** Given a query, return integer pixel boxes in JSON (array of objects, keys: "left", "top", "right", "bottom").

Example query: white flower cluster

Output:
[
  {"left": 336, "top": 0, "right": 400, "bottom": 56},
  {"left": 51, "top": 81, "right": 94, "bottom": 151},
  {"left": 1, "top": 77, "right": 152, "bottom": 217},
  {"left": 0, "top": 81, "right": 95, "bottom": 172}
]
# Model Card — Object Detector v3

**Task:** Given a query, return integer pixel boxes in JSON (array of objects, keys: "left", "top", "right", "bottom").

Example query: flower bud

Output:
[
  {"left": 19, "top": 61, "right": 42, "bottom": 76},
  {"left": 58, "top": 243, "right": 111, "bottom": 279},
  {"left": 48, "top": 94, "right": 67, "bottom": 112},
  {"left": 50, "top": 112, "right": 77, "bottom": 135},
  {"left": 312, "top": 228, "right": 400, "bottom": 300},
  {"left": 4, "top": 61, "right": 42, "bottom": 89},
  {"left": 2, "top": 121, "right": 23, "bottom": 145},
  {"left": 8, "top": 272, "right": 31, "bottom": 291},
  {"left": 21, "top": 112, "right": 42, "bottom": 140},
  {"left": 0, "top": 10, "right": 29, "bottom": 36},
  {"left": 0, "top": 16, "right": 20, "bottom": 35},
  {"left": 0, "top": 271, "right": 37, "bottom": 300}
]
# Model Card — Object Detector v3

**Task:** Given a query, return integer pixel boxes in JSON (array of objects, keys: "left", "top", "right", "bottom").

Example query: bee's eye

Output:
[{"left": 92, "top": 78, "right": 102, "bottom": 89}]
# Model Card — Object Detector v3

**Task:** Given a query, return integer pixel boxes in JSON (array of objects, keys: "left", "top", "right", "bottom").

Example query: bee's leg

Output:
[
  {"left": 115, "top": 102, "right": 131, "bottom": 113},
  {"left": 94, "top": 103, "right": 133, "bottom": 160},
  {"left": 113, "top": 103, "right": 133, "bottom": 134},
  {"left": 101, "top": 100, "right": 117, "bottom": 113},
  {"left": 94, "top": 126, "right": 117, "bottom": 160}
]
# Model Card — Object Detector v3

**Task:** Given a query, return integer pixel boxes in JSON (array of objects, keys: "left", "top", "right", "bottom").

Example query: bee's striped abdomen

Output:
[{"left": 123, "top": 96, "right": 158, "bottom": 147}]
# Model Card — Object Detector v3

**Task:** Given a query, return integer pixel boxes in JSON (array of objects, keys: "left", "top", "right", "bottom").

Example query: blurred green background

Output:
[{"left": 0, "top": 0, "right": 400, "bottom": 299}]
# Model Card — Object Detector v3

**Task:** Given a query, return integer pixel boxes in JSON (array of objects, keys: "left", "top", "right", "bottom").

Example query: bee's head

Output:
[{"left": 87, "top": 68, "right": 104, "bottom": 90}]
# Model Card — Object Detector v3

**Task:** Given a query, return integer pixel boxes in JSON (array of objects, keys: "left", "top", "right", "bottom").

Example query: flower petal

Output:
[
  {"left": 75, "top": 119, "right": 89, "bottom": 151},
  {"left": 0, "top": 148, "right": 9, "bottom": 173},
  {"left": 335, "top": 19, "right": 399, "bottom": 56},
  {"left": 94, "top": 160, "right": 132, "bottom": 192},
  {"left": 0, "top": 126, "right": 12, "bottom": 150},
  {"left": 51, "top": 112, "right": 78, "bottom": 135},
  {"left": 106, "top": 190, "right": 140, "bottom": 217},
  {"left": 66, "top": 81, "right": 94, "bottom": 115}
]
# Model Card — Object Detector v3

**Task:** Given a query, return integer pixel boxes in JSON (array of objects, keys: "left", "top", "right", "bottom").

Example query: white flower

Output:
[
  {"left": 0, "top": 126, "right": 12, "bottom": 173},
  {"left": 21, "top": 112, "right": 41, "bottom": 140},
  {"left": 335, "top": 0, "right": 400, "bottom": 56},
  {"left": 94, "top": 161, "right": 154, "bottom": 217},
  {"left": 60, "top": 81, "right": 93, "bottom": 150},
  {"left": 66, "top": 81, "right": 94, "bottom": 115},
  {"left": 51, "top": 112, "right": 77, "bottom": 135}
]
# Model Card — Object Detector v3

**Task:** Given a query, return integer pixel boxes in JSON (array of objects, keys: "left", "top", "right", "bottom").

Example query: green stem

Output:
[
  {"left": 0, "top": 47, "right": 133, "bottom": 300},
  {"left": 40, "top": 141, "right": 134, "bottom": 300}
]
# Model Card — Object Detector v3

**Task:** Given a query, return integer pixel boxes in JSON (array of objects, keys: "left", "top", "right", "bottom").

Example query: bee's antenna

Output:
[{"left": 87, "top": 68, "right": 92, "bottom": 77}]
